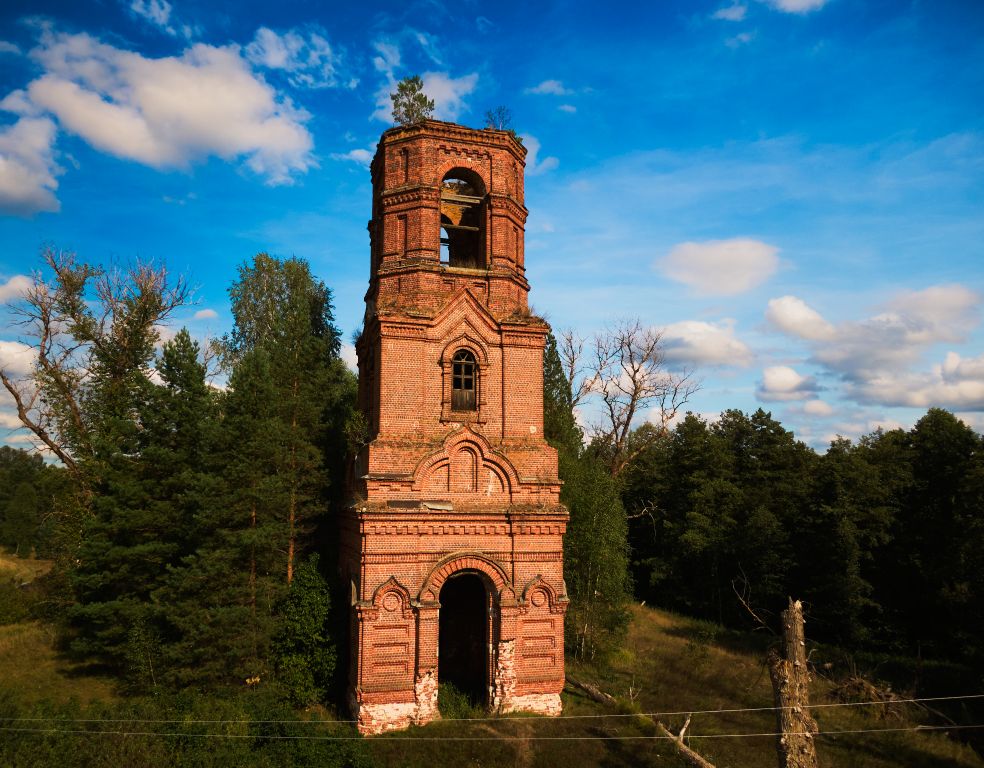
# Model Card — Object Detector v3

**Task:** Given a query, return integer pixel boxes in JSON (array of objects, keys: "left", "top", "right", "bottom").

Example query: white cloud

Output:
[
  {"left": 245, "top": 26, "right": 344, "bottom": 89},
  {"left": 659, "top": 238, "right": 779, "bottom": 296},
  {"left": 525, "top": 80, "right": 571, "bottom": 96},
  {"left": 810, "top": 285, "right": 981, "bottom": 379},
  {"left": 757, "top": 365, "right": 819, "bottom": 401},
  {"left": 803, "top": 399, "right": 834, "bottom": 417},
  {"left": 412, "top": 31, "right": 443, "bottom": 65},
  {"left": 764, "top": 285, "right": 984, "bottom": 412},
  {"left": 0, "top": 340, "right": 37, "bottom": 376},
  {"left": 341, "top": 342, "right": 358, "bottom": 373},
  {"left": 332, "top": 147, "right": 373, "bottom": 166},
  {"left": 18, "top": 29, "right": 314, "bottom": 186},
  {"left": 726, "top": 32, "right": 756, "bottom": 48},
  {"left": 762, "top": 0, "right": 828, "bottom": 13},
  {"left": 372, "top": 41, "right": 400, "bottom": 76},
  {"left": 558, "top": 104, "right": 576, "bottom": 114},
  {"left": 713, "top": 3, "right": 747, "bottom": 20},
  {"left": 130, "top": 0, "right": 175, "bottom": 34},
  {"left": 662, "top": 319, "right": 753, "bottom": 367},
  {"left": 0, "top": 41, "right": 21, "bottom": 55},
  {"left": 421, "top": 71, "right": 478, "bottom": 122},
  {"left": 766, "top": 295, "right": 836, "bottom": 341},
  {"left": 519, "top": 134, "right": 558, "bottom": 176},
  {"left": 193, "top": 308, "right": 217, "bottom": 320},
  {"left": 0, "top": 117, "right": 62, "bottom": 216},
  {"left": 0, "top": 275, "right": 31, "bottom": 301},
  {"left": 883, "top": 284, "right": 979, "bottom": 344}
]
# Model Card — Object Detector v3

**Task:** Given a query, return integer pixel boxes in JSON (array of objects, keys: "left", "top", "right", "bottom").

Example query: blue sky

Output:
[{"left": 0, "top": 0, "right": 982, "bottom": 451}]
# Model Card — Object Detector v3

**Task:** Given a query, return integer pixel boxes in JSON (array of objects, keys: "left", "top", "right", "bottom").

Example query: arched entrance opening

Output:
[{"left": 438, "top": 571, "right": 489, "bottom": 707}]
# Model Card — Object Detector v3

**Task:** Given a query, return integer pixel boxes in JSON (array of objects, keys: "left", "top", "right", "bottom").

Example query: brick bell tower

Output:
[{"left": 341, "top": 120, "right": 569, "bottom": 734}]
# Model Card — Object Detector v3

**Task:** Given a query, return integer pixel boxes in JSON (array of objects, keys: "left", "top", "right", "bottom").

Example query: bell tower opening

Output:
[
  {"left": 438, "top": 571, "right": 489, "bottom": 707},
  {"left": 440, "top": 170, "right": 485, "bottom": 269}
]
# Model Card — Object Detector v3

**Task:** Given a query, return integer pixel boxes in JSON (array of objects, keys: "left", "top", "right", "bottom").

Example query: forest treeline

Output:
[
  {"left": 2, "top": 248, "right": 983, "bottom": 714},
  {"left": 0, "top": 250, "right": 356, "bottom": 706}
]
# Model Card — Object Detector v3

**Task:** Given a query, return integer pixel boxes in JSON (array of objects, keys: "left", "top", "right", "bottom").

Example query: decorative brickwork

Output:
[{"left": 342, "top": 120, "right": 568, "bottom": 736}]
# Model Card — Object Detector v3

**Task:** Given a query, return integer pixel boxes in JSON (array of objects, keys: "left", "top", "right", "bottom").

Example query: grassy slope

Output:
[
  {"left": 367, "top": 605, "right": 984, "bottom": 768},
  {"left": 0, "top": 554, "right": 116, "bottom": 707},
  {"left": 0, "top": 556, "right": 980, "bottom": 767}
]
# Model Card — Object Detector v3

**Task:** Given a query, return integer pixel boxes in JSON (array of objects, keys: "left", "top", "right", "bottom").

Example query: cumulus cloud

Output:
[
  {"left": 0, "top": 41, "right": 21, "bottom": 55},
  {"left": 811, "top": 285, "right": 981, "bottom": 379},
  {"left": 757, "top": 365, "right": 819, "bottom": 401},
  {"left": 762, "top": 0, "right": 828, "bottom": 12},
  {"left": 369, "top": 38, "right": 477, "bottom": 125},
  {"left": 766, "top": 295, "right": 836, "bottom": 341},
  {"left": 0, "top": 275, "right": 31, "bottom": 301},
  {"left": 421, "top": 71, "right": 478, "bottom": 122},
  {"left": 0, "top": 340, "right": 36, "bottom": 376},
  {"left": 558, "top": 104, "right": 576, "bottom": 114},
  {"left": 662, "top": 319, "right": 753, "bottom": 367},
  {"left": 803, "top": 399, "right": 834, "bottom": 417},
  {"left": 520, "top": 134, "right": 558, "bottom": 176},
  {"left": 525, "top": 79, "right": 571, "bottom": 96},
  {"left": 193, "top": 308, "right": 217, "bottom": 320},
  {"left": 764, "top": 285, "right": 984, "bottom": 411},
  {"left": 340, "top": 342, "right": 358, "bottom": 373},
  {"left": 130, "top": 0, "right": 175, "bottom": 34},
  {"left": 246, "top": 26, "right": 345, "bottom": 89},
  {"left": 0, "top": 117, "right": 62, "bottom": 215},
  {"left": 332, "top": 147, "right": 373, "bottom": 166},
  {"left": 713, "top": 3, "right": 747, "bottom": 20},
  {"left": 13, "top": 29, "right": 314, "bottom": 187},
  {"left": 659, "top": 238, "right": 779, "bottom": 296}
]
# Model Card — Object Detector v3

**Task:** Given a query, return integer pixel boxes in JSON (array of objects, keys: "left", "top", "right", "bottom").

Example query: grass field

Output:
[
  {"left": 0, "top": 554, "right": 980, "bottom": 767},
  {"left": 366, "top": 605, "right": 984, "bottom": 768}
]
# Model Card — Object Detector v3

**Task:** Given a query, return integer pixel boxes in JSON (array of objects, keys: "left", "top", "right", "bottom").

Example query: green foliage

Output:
[
  {"left": 621, "top": 406, "right": 984, "bottom": 672},
  {"left": 0, "top": 689, "right": 372, "bottom": 768},
  {"left": 561, "top": 449, "right": 630, "bottom": 661},
  {"left": 436, "top": 682, "right": 483, "bottom": 719},
  {"left": 390, "top": 75, "right": 434, "bottom": 125},
  {"left": 543, "top": 333, "right": 582, "bottom": 453},
  {"left": 274, "top": 555, "right": 337, "bottom": 705}
]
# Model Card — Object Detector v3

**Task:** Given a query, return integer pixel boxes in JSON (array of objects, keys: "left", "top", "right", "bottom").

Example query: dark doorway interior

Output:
[{"left": 438, "top": 572, "right": 488, "bottom": 706}]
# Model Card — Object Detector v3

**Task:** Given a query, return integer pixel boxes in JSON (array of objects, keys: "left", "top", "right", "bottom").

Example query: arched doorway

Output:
[{"left": 438, "top": 571, "right": 489, "bottom": 706}]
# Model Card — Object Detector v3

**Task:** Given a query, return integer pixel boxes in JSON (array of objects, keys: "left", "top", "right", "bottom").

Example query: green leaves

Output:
[{"left": 391, "top": 75, "right": 435, "bottom": 125}]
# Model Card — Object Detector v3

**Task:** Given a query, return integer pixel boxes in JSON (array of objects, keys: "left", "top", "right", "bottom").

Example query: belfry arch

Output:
[
  {"left": 440, "top": 168, "right": 486, "bottom": 269},
  {"left": 343, "top": 120, "right": 568, "bottom": 735}
]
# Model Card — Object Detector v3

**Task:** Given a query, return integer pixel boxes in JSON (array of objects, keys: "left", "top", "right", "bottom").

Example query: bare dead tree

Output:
[
  {"left": 561, "top": 319, "right": 700, "bottom": 476},
  {"left": 768, "top": 598, "right": 820, "bottom": 768},
  {"left": 0, "top": 247, "right": 190, "bottom": 483}
]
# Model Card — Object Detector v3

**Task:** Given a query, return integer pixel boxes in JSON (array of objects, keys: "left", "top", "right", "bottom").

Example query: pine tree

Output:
[
  {"left": 68, "top": 330, "right": 215, "bottom": 681},
  {"left": 224, "top": 254, "right": 342, "bottom": 585},
  {"left": 159, "top": 349, "right": 287, "bottom": 687},
  {"left": 391, "top": 75, "right": 435, "bottom": 125}
]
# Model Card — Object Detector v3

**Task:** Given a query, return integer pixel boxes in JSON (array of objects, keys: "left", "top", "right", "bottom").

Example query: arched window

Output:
[
  {"left": 440, "top": 171, "right": 485, "bottom": 269},
  {"left": 451, "top": 349, "right": 477, "bottom": 411}
]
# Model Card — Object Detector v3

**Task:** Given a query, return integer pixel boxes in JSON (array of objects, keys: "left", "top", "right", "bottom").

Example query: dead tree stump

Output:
[{"left": 768, "top": 598, "right": 819, "bottom": 768}]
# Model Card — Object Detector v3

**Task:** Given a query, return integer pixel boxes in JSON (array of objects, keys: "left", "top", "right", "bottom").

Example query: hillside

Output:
[{"left": 4, "top": 556, "right": 978, "bottom": 768}]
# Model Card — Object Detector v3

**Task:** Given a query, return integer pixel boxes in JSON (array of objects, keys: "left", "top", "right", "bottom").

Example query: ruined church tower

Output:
[{"left": 341, "top": 120, "right": 568, "bottom": 734}]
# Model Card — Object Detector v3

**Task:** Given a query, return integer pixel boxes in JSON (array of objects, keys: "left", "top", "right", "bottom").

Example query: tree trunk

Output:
[
  {"left": 768, "top": 598, "right": 819, "bottom": 768},
  {"left": 654, "top": 716, "right": 717, "bottom": 768}
]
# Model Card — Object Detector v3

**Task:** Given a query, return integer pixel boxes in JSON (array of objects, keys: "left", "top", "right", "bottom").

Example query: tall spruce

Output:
[
  {"left": 68, "top": 330, "right": 214, "bottom": 682},
  {"left": 159, "top": 349, "right": 287, "bottom": 687},
  {"left": 224, "top": 254, "right": 342, "bottom": 585}
]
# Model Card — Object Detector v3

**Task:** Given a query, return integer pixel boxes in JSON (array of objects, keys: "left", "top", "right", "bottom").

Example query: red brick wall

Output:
[{"left": 343, "top": 120, "right": 568, "bottom": 734}]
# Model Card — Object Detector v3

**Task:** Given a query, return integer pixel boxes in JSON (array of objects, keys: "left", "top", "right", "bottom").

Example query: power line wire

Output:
[
  {"left": 1, "top": 723, "right": 983, "bottom": 742},
  {"left": 5, "top": 692, "right": 983, "bottom": 725}
]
